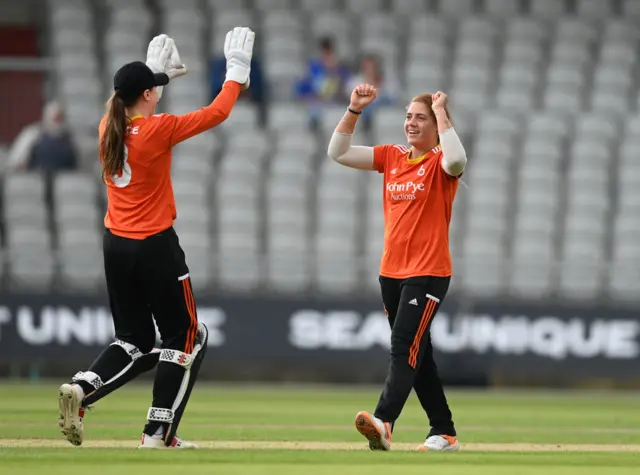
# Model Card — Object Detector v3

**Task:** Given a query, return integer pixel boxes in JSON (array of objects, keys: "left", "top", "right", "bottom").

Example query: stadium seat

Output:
[
  {"left": 576, "top": 0, "right": 614, "bottom": 17},
  {"left": 438, "top": 0, "right": 475, "bottom": 16},
  {"left": 58, "top": 228, "right": 103, "bottom": 291},
  {"left": 529, "top": 0, "right": 568, "bottom": 18},
  {"left": 391, "top": 0, "right": 428, "bottom": 14},
  {"left": 485, "top": 0, "right": 522, "bottom": 16}
]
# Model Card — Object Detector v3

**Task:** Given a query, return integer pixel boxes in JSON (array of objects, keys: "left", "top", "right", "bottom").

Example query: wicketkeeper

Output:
[{"left": 57, "top": 27, "right": 255, "bottom": 449}]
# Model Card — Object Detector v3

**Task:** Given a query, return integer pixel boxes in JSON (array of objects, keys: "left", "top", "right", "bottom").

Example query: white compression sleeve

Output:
[
  {"left": 440, "top": 127, "right": 467, "bottom": 177},
  {"left": 327, "top": 131, "right": 375, "bottom": 171}
]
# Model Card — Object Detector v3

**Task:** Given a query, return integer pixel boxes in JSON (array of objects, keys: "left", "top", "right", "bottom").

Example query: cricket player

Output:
[
  {"left": 327, "top": 84, "right": 467, "bottom": 451},
  {"left": 57, "top": 27, "right": 255, "bottom": 449}
]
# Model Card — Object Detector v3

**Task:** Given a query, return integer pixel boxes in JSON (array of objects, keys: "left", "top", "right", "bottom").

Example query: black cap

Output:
[{"left": 113, "top": 61, "right": 169, "bottom": 103}]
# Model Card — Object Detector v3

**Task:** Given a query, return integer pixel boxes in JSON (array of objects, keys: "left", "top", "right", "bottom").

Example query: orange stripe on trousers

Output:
[
  {"left": 185, "top": 280, "right": 198, "bottom": 353},
  {"left": 182, "top": 279, "right": 198, "bottom": 354},
  {"left": 408, "top": 299, "right": 437, "bottom": 369}
]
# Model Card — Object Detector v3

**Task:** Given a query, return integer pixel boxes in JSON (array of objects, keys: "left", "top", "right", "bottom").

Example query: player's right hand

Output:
[
  {"left": 224, "top": 27, "right": 255, "bottom": 91},
  {"left": 349, "top": 84, "right": 377, "bottom": 112}
]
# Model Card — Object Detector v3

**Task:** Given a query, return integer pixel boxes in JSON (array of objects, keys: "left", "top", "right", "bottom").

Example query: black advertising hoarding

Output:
[{"left": 0, "top": 293, "right": 639, "bottom": 386}]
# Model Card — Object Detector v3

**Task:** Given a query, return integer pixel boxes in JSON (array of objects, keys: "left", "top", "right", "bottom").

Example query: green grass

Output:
[{"left": 0, "top": 381, "right": 639, "bottom": 474}]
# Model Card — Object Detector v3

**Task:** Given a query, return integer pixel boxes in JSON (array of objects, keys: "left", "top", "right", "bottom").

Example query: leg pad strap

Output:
[
  {"left": 160, "top": 349, "right": 193, "bottom": 368},
  {"left": 147, "top": 407, "right": 174, "bottom": 423},
  {"left": 111, "top": 340, "right": 143, "bottom": 361},
  {"left": 72, "top": 371, "right": 104, "bottom": 390}
]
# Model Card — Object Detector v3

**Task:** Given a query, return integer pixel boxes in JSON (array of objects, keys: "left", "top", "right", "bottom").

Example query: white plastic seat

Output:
[
  {"left": 391, "top": 0, "right": 427, "bottom": 14},
  {"left": 484, "top": 0, "right": 520, "bottom": 16},
  {"left": 555, "top": 18, "right": 599, "bottom": 44},
  {"left": 530, "top": 0, "right": 567, "bottom": 18},
  {"left": 254, "top": 0, "right": 291, "bottom": 10},
  {"left": 270, "top": 103, "right": 312, "bottom": 133},
  {"left": 576, "top": 0, "right": 613, "bottom": 18},
  {"left": 505, "top": 18, "right": 547, "bottom": 42},
  {"left": 503, "top": 42, "right": 543, "bottom": 65},
  {"left": 438, "top": 0, "right": 474, "bottom": 16}
]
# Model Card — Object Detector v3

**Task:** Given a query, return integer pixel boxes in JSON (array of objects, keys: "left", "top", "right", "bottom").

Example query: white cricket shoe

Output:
[
  {"left": 418, "top": 434, "right": 460, "bottom": 452},
  {"left": 354, "top": 411, "right": 392, "bottom": 451},
  {"left": 58, "top": 383, "right": 85, "bottom": 446},
  {"left": 138, "top": 433, "right": 198, "bottom": 449}
]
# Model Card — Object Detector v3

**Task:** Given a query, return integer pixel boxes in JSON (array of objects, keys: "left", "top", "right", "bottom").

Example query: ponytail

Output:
[{"left": 100, "top": 93, "right": 127, "bottom": 183}]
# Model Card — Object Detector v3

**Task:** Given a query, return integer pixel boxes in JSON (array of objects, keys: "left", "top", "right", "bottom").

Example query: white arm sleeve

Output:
[
  {"left": 327, "top": 131, "right": 375, "bottom": 171},
  {"left": 440, "top": 127, "right": 467, "bottom": 177}
]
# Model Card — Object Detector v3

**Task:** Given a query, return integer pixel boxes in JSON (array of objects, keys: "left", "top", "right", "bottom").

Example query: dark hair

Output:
[
  {"left": 318, "top": 37, "right": 334, "bottom": 51},
  {"left": 100, "top": 92, "right": 132, "bottom": 183}
]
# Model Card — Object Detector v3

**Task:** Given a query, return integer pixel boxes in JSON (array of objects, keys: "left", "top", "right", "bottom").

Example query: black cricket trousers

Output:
[
  {"left": 374, "top": 275, "right": 456, "bottom": 437},
  {"left": 103, "top": 227, "right": 199, "bottom": 355}
]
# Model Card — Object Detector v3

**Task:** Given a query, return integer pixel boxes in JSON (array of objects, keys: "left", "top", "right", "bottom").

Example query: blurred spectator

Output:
[
  {"left": 5, "top": 100, "right": 78, "bottom": 174},
  {"left": 295, "top": 37, "right": 352, "bottom": 129},
  {"left": 210, "top": 55, "right": 268, "bottom": 128},
  {"left": 345, "top": 54, "right": 398, "bottom": 130}
]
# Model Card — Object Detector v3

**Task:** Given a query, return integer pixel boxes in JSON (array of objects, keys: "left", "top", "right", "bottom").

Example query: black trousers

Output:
[
  {"left": 103, "top": 227, "right": 198, "bottom": 355},
  {"left": 374, "top": 275, "right": 456, "bottom": 436}
]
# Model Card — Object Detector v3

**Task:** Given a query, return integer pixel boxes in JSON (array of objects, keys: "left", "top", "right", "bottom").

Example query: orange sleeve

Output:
[
  {"left": 152, "top": 81, "right": 242, "bottom": 148},
  {"left": 98, "top": 115, "right": 107, "bottom": 136},
  {"left": 373, "top": 145, "right": 390, "bottom": 173},
  {"left": 98, "top": 116, "right": 107, "bottom": 163}
]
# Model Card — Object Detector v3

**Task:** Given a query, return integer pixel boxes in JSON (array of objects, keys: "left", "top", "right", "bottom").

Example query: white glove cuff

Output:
[
  {"left": 146, "top": 61, "right": 162, "bottom": 74},
  {"left": 225, "top": 66, "right": 249, "bottom": 85}
]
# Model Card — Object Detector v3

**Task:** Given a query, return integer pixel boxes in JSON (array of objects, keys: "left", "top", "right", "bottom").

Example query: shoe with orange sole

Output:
[
  {"left": 417, "top": 434, "right": 460, "bottom": 451},
  {"left": 354, "top": 411, "right": 392, "bottom": 451}
]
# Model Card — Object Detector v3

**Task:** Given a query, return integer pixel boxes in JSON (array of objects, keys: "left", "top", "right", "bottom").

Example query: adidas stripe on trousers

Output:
[{"left": 374, "top": 275, "right": 456, "bottom": 437}]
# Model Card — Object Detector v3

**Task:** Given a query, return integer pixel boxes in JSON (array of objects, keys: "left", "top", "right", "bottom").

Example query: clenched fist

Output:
[
  {"left": 431, "top": 91, "right": 448, "bottom": 113},
  {"left": 349, "top": 84, "right": 377, "bottom": 112}
]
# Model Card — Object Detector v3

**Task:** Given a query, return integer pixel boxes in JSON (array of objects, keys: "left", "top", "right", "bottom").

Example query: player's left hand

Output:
[
  {"left": 166, "top": 41, "right": 188, "bottom": 80},
  {"left": 431, "top": 91, "right": 448, "bottom": 112},
  {"left": 146, "top": 34, "right": 173, "bottom": 75}
]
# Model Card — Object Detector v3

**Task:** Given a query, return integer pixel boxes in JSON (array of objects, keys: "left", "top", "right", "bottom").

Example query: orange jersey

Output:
[
  {"left": 373, "top": 144, "right": 459, "bottom": 278},
  {"left": 100, "top": 81, "right": 241, "bottom": 239}
]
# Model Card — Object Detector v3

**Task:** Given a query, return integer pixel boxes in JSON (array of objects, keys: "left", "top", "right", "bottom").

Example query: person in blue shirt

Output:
[{"left": 295, "top": 37, "right": 352, "bottom": 129}]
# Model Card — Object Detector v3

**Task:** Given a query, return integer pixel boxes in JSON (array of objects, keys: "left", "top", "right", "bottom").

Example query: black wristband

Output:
[{"left": 348, "top": 107, "right": 362, "bottom": 115}]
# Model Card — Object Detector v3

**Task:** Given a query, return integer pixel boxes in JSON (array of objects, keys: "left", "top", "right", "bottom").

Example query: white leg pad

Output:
[
  {"left": 147, "top": 407, "right": 174, "bottom": 423},
  {"left": 72, "top": 371, "right": 104, "bottom": 390},
  {"left": 111, "top": 340, "right": 144, "bottom": 361},
  {"left": 156, "top": 328, "right": 207, "bottom": 418},
  {"left": 158, "top": 349, "right": 193, "bottom": 415}
]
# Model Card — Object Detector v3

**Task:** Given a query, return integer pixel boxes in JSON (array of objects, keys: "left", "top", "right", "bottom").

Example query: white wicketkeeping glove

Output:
[
  {"left": 145, "top": 34, "right": 173, "bottom": 100},
  {"left": 224, "top": 27, "right": 255, "bottom": 90},
  {"left": 146, "top": 34, "right": 172, "bottom": 74},
  {"left": 166, "top": 41, "right": 188, "bottom": 80}
]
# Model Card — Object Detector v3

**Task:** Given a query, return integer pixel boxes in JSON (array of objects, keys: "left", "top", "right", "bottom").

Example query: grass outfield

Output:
[{"left": 0, "top": 382, "right": 639, "bottom": 474}]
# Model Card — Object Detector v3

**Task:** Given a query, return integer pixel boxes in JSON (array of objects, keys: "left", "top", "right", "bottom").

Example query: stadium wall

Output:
[{"left": 0, "top": 293, "right": 639, "bottom": 388}]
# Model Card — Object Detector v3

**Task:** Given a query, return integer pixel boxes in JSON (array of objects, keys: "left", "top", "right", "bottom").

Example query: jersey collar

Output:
[
  {"left": 406, "top": 144, "right": 442, "bottom": 164},
  {"left": 127, "top": 115, "right": 144, "bottom": 123}
]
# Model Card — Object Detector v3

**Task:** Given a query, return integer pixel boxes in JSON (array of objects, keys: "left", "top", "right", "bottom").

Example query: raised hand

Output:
[
  {"left": 224, "top": 27, "right": 255, "bottom": 90},
  {"left": 166, "top": 41, "right": 188, "bottom": 80},
  {"left": 431, "top": 91, "right": 448, "bottom": 112},
  {"left": 349, "top": 84, "right": 377, "bottom": 112}
]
